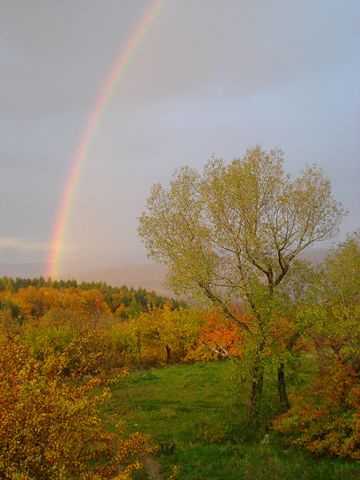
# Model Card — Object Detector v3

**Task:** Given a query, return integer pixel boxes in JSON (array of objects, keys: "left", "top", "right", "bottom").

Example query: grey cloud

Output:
[
  {"left": 0, "top": 237, "right": 50, "bottom": 252},
  {"left": 119, "top": 0, "right": 360, "bottom": 101}
]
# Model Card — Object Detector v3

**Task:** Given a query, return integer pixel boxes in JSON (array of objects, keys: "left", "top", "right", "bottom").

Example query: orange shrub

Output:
[
  {"left": 187, "top": 309, "right": 245, "bottom": 362},
  {"left": 273, "top": 362, "right": 360, "bottom": 460}
]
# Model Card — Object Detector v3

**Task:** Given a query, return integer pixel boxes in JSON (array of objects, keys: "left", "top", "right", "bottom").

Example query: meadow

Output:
[{"left": 108, "top": 361, "right": 360, "bottom": 479}]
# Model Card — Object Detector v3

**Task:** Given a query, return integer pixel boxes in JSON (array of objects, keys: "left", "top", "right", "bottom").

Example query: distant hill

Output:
[
  {"left": 0, "top": 262, "right": 169, "bottom": 294},
  {"left": 300, "top": 248, "right": 329, "bottom": 264},
  {"left": 60, "top": 249, "right": 329, "bottom": 294},
  {"left": 0, "top": 262, "right": 44, "bottom": 278},
  {"left": 0, "top": 248, "right": 330, "bottom": 295},
  {"left": 60, "top": 263, "right": 170, "bottom": 295}
]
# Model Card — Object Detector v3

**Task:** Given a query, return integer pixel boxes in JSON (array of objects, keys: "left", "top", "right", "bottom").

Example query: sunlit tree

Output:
[{"left": 139, "top": 146, "right": 346, "bottom": 421}]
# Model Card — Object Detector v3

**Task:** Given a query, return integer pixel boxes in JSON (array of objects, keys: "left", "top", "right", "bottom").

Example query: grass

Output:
[{"left": 106, "top": 361, "right": 360, "bottom": 479}]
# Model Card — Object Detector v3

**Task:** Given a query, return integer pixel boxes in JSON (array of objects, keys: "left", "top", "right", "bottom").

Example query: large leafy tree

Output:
[{"left": 138, "top": 146, "right": 345, "bottom": 421}]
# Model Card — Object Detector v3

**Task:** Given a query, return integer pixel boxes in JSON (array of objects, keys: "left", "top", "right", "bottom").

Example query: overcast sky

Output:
[{"left": 1, "top": 0, "right": 359, "bottom": 274}]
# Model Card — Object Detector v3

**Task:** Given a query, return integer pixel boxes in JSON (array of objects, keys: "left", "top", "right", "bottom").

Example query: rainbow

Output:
[{"left": 45, "top": 0, "right": 166, "bottom": 278}]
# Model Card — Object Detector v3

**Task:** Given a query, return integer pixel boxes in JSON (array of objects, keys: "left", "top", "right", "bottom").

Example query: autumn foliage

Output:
[
  {"left": 1, "top": 245, "right": 360, "bottom": 465},
  {"left": 273, "top": 362, "right": 360, "bottom": 459},
  {"left": 188, "top": 309, "right": 246, "bottom": 361},
  {"left": 0, "top": 283, "right": 246, "bottom": 372},
  {"left": 0, "top": 341, "right": 155, "bottom": 479},
  {"left": 0, "top": 281, "right": 249, "bottom": 477}
]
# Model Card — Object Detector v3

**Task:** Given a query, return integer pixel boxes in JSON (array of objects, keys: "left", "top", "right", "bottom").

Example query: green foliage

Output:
[
  {"left": 315, "top": 231, "right": 360, "bottom": 369},
  {"left": 273, "top": 233, "right": 360, "bottom": 459},
  {"left": 139, "top": 147, "right": 345, "bottom": 308}
]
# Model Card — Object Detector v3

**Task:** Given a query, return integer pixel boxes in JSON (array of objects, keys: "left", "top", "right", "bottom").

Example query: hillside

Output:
[{"left": 60, "top": 263, "right": 169, "bottom": 295}]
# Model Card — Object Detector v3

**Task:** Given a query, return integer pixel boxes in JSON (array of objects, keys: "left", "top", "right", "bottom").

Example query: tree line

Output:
[{"left": 0, "top": 276, "right": 183, "bottom": 319}]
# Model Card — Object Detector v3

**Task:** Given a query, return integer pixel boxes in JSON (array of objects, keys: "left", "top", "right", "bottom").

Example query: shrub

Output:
[
  {"left": 273, "top": 362, "right": 360, "bottom": 459},
  {"left": 0, "top": 342, "right": 155, "bottom": 479},
  {"left": 186, "top": 309, "right": 245, "bottom": 362}
]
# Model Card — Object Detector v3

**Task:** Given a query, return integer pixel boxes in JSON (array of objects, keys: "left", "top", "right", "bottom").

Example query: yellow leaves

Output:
[
  {"left": 114, "top": 303, "right": 127, "bottom": 318},
  {"left": 0, "top": 308, "right": 20, "bottom": 344},
  {"left": 124, "top": 307, "right": 203, "bottom": 366},
  {"left": 9, "top": 286, "right": 111, "bottom": 326},
  {"left": 0, "top": 342, "right": 155, "bottom": 479}
]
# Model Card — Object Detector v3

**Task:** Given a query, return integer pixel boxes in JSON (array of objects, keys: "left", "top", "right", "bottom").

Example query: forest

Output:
[{"left": 1, "top": 148, "right": 359, "bottom": 479}]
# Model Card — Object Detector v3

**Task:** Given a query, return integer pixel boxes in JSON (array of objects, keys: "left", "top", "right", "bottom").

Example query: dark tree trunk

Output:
[
  {"left": 277, "top": 360, "right": 290, "bottom": 413},
  {"left": 165, "top": 345, "right": 171, "bottom": 366},
  {"left": 137, "top": 337, "right": 142, "bottom": 362},
  {"left": 248, "top": 359, "right": 264, "bottom": 425}
]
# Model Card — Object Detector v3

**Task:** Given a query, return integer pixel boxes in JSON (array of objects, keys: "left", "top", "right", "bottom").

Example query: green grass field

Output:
[{"left": 107, "top": 361, "right": 360, "bottom": 479}]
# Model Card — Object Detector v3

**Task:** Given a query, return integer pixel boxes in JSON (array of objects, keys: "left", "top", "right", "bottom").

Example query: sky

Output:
[{"left": 1, "top": 0, "right": 360, "bottom": 276}]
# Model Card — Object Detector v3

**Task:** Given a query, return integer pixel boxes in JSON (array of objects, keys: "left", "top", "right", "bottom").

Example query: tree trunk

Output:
[
  {"left": 248, "top": 359, "right": 264, "bottom": 425},
  {"left": 165, "top": 345, "right": 171, "bottom": 366},
  {"left": 137, "top": 336, "right": 142, "bottom": 363},
  {"left": 277, "top": 360, "right": 290, "bottom": 413}
]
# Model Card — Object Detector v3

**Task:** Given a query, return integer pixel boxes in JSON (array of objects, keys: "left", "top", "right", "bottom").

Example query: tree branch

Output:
[{"left": 198, "top": 281, "right": 251, "bottom": 333}]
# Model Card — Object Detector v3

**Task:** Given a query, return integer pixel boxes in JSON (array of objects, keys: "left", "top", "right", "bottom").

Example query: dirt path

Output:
[{"left": 143, "top": 457, "right": 163, "bottom": 480}]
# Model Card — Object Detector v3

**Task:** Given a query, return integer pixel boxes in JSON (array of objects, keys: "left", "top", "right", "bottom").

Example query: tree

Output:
[
  {"left": 121, "top": 305, "right": 202, "bottom": 367},
  {"left": 314, "top": 231, "right": 360, "bottom": 374},
  {"left": 138, "top": 146, "right": 345, "bottom": 422}
]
